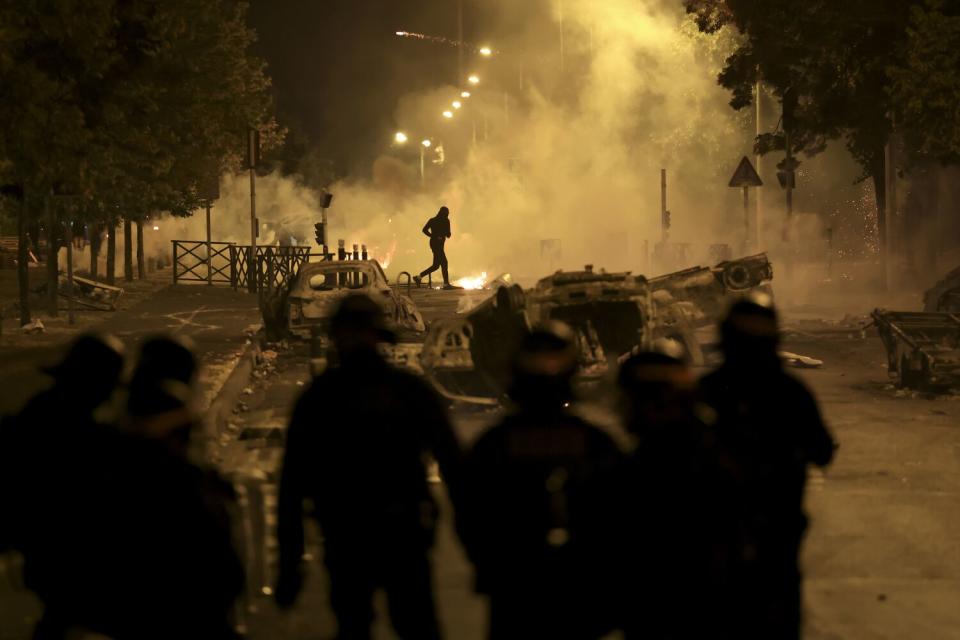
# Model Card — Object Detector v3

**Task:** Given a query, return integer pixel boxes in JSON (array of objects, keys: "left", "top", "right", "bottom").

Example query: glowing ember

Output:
[{"left": 454, "top": 271, "right": 488, "bottom": 290}]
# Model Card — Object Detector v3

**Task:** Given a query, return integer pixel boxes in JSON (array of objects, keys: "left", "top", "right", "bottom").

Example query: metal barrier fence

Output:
[
  {"left": 172, "top": 240, "right": 235, "bottom": 286},
  {"left": 251, "top": 246, "right": 313, "bottom": 293}
]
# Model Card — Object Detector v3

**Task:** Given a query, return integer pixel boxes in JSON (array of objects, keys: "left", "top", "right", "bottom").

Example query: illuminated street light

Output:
[
  {"left": 442, "top": 110, "right": 454, "bottom": 119},
  {"left": 421, "top": 139, "right": 432, "bottom": 148},
  {"left": 468, "top": 74, "right": 480, "bottom": 85},
  {"left": 452, "top": 100, "right": 462, "bottom": 109},
  {"left": 394, "top": 131, "right": 408, "bottom": 144},
  {"left": 479, "top": 46, "right": 493, "bottom": 57},
  {"left": 461, "top": 91, "right": 471, "bottom": 99}
]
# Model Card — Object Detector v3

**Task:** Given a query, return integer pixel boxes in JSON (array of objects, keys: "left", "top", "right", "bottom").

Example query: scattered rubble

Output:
[
  {"left": 20, "top": 319, "right": 45, "bottom": 334},
  {"left": 781, "top": 351, "right": 824, "bottom": 369}
]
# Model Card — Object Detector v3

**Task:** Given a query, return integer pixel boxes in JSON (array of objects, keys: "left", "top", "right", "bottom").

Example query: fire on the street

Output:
[{"left": 454, "top": 271, "right": 488, "bottom": 290}]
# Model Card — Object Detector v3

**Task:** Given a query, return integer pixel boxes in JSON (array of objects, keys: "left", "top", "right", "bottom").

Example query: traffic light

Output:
[
  {"left": 662, "top": 209, "right": 672, "bottom": 231},
  {"left": 314, "top": 222, "right": 325, "bottom": 246}
]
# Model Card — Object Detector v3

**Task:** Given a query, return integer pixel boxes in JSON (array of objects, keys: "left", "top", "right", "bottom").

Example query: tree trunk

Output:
[
  {"left": 106, "top": 220, "right": 116, "bottom": 285},
  {"left": 872, "top": 155, "right": 887, "bottom": 291},
  {"left": 124, "top": 217, "right": 133, "bottom": 282},
  {"left": 17, "top": 191, "right": 31, "bottom": 326},
  {"left": 89, "top": 223, "right": 100, "bottom": 279},
  {"left": 136, "top": 219, "right": 145, "bottom": 279},
  {"left": 45, "top": 197, "right": 58, "bottom": 317}
]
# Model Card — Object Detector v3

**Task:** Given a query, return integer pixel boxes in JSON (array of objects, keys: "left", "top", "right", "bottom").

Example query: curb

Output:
[{"left": 203, "top": 331, "right": 263, "bottom": 460}]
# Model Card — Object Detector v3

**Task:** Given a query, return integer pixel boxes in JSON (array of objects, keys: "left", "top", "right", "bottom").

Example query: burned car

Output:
[
  {"left": 418, "top": 254, "right": 774, "bottom": 404},
  {"left": 649, "top": 253, "right": 774, "bottom": 361},
  {"left": 261, "top": 259, "right": 425, "bottom": 340},
  {"left": 924, "top": 265, "right": 960, "bottom": 312},
  {"left": 421, "top": 266, "right": 654, "bottom": 403}
]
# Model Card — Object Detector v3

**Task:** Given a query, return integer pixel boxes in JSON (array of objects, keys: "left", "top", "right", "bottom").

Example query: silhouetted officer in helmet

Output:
[
  {"left": 459, "top": 322, "right": 623, "bottom": 640},
  {"left": 276, "top": 294, "right": 461, "bottom": 639},
  {"left": 0, "top": 334, "right": 126, "bottom": 639},
  {"left": 614, "top": 340, "right": 727, "bottom": 639},
  {"left": 112, "top": 335, "right": 244, "bottom": 639},
  {"left": 699, "top": 293, "right": 836, "bottom": 640}
]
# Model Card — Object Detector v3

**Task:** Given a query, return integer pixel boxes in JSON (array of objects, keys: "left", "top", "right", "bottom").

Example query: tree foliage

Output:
[
  {"left": 888, "top": 0, "right": 960, "bottom": 167},
  {"left": 0, "top": 0, "right": 281, "bottom": 216}
]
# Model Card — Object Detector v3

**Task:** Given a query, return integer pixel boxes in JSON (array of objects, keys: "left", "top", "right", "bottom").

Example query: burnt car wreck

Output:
[
  {"left": 261, "top": 259, "right": 425, "bottom": 340},
  {"left": 420, "top": 253, "right": 774, "bottom": 404}
]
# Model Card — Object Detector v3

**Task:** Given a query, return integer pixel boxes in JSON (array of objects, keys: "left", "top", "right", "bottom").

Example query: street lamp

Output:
[
  {"left": 442, "top": 110, "right": 454, "bottom": 119},
  {"left": 452, "top": 100, "right": 462, "bottom": 109},
  {"left": 394, "top": 131, "right": 409, "bottom": 144},
  {"left": 461, "top": 91, "right": 471, "bottom": 99},
  {"left": 468, "top": 74, "right": 480, "bottom": 85},
  {"left": 419, "top": 139, "right": 433, "bottom": 186},
  {"left": 479, "top": 46, "right": 493, "bottom": 57}
]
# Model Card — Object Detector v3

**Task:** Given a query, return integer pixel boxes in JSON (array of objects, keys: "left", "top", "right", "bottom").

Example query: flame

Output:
[{"left": 454, "top": 271, "right": 488, "bottom": 290}]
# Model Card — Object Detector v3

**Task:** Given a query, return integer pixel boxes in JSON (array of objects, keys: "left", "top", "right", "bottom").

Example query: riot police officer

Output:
[
  {"left": 699, "top": 293, "right": 836, "bottom": 639},
  {"left": 615, "top": 341, "right": 725, "bottom": 639},
  {"left": 459, "top": 322, "right": 622, "bottom": 639},
  {"left": 276, "top": 294, "right": 461, "bottom": 639}
]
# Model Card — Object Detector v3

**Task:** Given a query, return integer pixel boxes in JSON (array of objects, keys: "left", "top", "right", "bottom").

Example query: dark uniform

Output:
[
  {"left": 614, "top": 347, "right": 727, "bottom": 640},
  {"left": 699, "top": 296, "right": 835, "bottom": 640},
  {"left": 114, "top": 336, "right": 244, "bottom": 640},
  {"left": 0, "top": 335, "right": 126, "bottom": 639},
  {"left": 276, "top": 295, "right": 460, "bottom": 639},
  {"left": 459, "top": 323, "right": 622, "bottom": 640},
  {"left": 417, "top": 207, "right": 452, "bottom": 287}
]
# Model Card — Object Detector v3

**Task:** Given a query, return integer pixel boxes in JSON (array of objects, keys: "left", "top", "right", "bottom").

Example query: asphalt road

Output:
[
  {"left": 3, "top": 285, "right": 960, "bottom": 639},
  {"left": 0, "top": 283, "right": 262, "bottom": 639},
  {"left": 0, "top": 284, "right": 262, "bottom": 414},
  {"left": 218, "top": 312, "right": 960, "bottom": 640}
]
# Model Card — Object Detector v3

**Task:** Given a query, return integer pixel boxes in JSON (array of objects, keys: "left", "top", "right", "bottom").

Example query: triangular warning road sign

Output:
[{"left": 728, "top": 156, "right": 763, "bottom": 188}]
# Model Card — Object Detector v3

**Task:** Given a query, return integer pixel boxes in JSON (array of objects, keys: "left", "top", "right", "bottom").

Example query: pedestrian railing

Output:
[
  {"left": 171, "top": 240, "right": 236, "bottom": 286},
  {"left": 172, "top": 241, "right": 369, "bottom": 293},
  {"left": 253, "top": 246, "right": 313, "bottom": 293}
]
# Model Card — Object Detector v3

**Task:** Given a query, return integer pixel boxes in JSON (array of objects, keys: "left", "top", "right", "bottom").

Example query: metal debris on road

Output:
[
  {"left": 20, "top": 318, "right": 45, "bottom": 334},
  {"left": 780, "top": 351, "right": 824, "bottom": 368}
]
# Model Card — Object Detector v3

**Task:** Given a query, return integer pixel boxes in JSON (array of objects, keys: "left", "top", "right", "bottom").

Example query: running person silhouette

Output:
[{"left": 414, "top": 206, "right": 459, "bottom": 289}]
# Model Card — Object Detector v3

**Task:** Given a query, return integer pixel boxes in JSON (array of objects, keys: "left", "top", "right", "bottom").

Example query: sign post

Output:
[
  {"left": 247, "top": 128, "right": 260, "bottom": 293},
  {"left": 728, "top": 156, "right": 763, "bottom": 250},
  {"left": 319, "top": 192, "right": 334, "bottom": 259},
  {"left": 199, "top": 173, "right": 220, "bottom": 286}
]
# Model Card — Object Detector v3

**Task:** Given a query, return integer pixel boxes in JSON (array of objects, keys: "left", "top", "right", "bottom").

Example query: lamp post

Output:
[{"left": 419, "top": 139, "right": 432, "bottom": 186}]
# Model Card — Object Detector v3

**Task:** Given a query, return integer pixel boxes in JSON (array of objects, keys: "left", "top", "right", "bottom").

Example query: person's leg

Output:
[
  {"left": 383, "top": 549, "right": 441, "bottom": 640},
  {"left": 439, "top": 247, "right": 449, "bottom": 285},
  {"left": 418, "top": 244, "right": 443, "bottom": 279},
  {"left": 326, "top": 554, "right": 376, "bottom": 640}
]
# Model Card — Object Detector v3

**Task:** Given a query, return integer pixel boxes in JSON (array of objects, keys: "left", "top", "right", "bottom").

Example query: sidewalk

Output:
[
  {"left": 0, "top": 282, "right": 263, "bottom": 639},
  {"left": 0, "top": 281, "right": 262, "bottom": 413}
]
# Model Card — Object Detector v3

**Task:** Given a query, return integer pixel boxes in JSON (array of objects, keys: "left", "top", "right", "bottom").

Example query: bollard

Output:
[
  {"left": 337, "top": 240, "right": 346, "bottom": 287},
  {"left": 351, "top": 244, "right": 359, "bottom": 287},
  {"left": 361, "top": 244, "right": 369, "bottom": 285}
]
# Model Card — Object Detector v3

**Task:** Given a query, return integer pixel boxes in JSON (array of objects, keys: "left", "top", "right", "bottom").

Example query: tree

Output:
[
  {"left": 684, "top": 0, "right": 917, "bottom": 251},
  {"left": 0, "top": 0, "right": 282, "bottom": 310},
  {"left": 888, "top": 0, "right": 960, "bottom": 167}
]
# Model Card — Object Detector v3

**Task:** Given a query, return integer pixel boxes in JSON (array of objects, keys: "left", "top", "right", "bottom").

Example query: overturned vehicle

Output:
[
  {"left": 260, "top": 259, "right": 425, "bottom": 340},
  {"left": 870, "top": 309, "right": 960, "bottom": 390},
  {"left": 420, "top": 253, "right": 774, "bottom": 405}
]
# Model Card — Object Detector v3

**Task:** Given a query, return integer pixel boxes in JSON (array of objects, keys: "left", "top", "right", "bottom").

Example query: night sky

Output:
[
  {"left": 249, "top": 0, "right": 476, "bottom": 175},
  {"left": 248, "top": 0, "right": 551, "bottom": 176}
]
